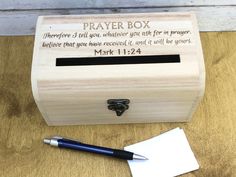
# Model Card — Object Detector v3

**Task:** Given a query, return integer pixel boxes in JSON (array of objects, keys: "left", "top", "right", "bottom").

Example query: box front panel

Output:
[{"left": 37, "top": 75, "right": 201, "bottom": 125}]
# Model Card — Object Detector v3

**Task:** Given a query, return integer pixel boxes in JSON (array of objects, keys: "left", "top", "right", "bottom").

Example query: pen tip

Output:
[
  {"left": 43, "top": 138, "right": 51, "bottom": 144},
  {"left": 133, "top": 154, "right": 149, "bottom": 160}
]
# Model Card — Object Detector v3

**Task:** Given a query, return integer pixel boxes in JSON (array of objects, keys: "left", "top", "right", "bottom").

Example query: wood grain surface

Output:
[{"left": 0, "top": 32, "right": 236, "bottom": 177}]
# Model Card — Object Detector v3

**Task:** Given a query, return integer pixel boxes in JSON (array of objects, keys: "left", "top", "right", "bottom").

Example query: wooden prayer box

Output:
[{"left": 31, "top": 12, "right": 205, "bottom": 125}]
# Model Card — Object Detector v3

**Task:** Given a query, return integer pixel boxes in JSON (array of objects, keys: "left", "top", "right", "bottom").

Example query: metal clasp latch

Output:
[{"left": 107, "top": 99, "right": 130, "bottom": 116}]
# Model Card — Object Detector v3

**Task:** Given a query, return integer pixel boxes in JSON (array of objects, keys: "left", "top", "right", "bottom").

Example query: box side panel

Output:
[
  {"left": 185, "top": 13, "right": 205, "bottom": 121},
  {"left": 31, "top": 16, "right": 52, "bottom": 124}
]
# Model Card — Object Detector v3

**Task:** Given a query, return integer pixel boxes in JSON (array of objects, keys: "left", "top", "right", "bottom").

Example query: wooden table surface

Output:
[{"left": 0, "top": 32, "right": 236, "bottom": 177}]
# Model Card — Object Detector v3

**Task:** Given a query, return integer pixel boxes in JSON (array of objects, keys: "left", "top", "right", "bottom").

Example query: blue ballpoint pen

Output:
[{"left": 43, "top": 136, "right": 148, "bottom": 160}]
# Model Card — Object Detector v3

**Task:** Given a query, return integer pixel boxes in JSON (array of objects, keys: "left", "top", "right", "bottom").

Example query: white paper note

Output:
[{"left": 125, "top": 128, "right": 199, "bottom": 177}]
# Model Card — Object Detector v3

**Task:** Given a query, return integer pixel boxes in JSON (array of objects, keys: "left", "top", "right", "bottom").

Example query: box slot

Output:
[{"left": 56, "top": 55, "right": 180, "bottom": 66}]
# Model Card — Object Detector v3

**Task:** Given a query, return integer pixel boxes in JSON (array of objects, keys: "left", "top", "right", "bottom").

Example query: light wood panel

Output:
[
  {"left": 0, "top": 32, "right": 236, "bottom": 176},
  {"left": 1, "top": 0, "right": 236, "bottom": 9},
  {"left": 0, "top": 4, "right": 236, "bottom": 35}
]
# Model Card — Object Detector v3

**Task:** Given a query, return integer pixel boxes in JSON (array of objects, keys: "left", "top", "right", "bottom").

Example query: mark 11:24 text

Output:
[{"left": 94, "top": 48, "right": 142, "bottom": 56}]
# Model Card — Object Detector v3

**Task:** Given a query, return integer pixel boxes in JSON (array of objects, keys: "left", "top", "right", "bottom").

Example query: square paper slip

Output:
[{"left": 125, "top": 128, "right": 199, "bottom": 177}]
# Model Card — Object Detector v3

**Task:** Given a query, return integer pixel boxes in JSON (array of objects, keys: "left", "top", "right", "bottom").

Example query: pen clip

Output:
[
  {"left": 52, "top": 136, "right": 81, "bottom": 143},
  {"left": 52, "top": 136, "right": 63, "bottom": 140}
]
